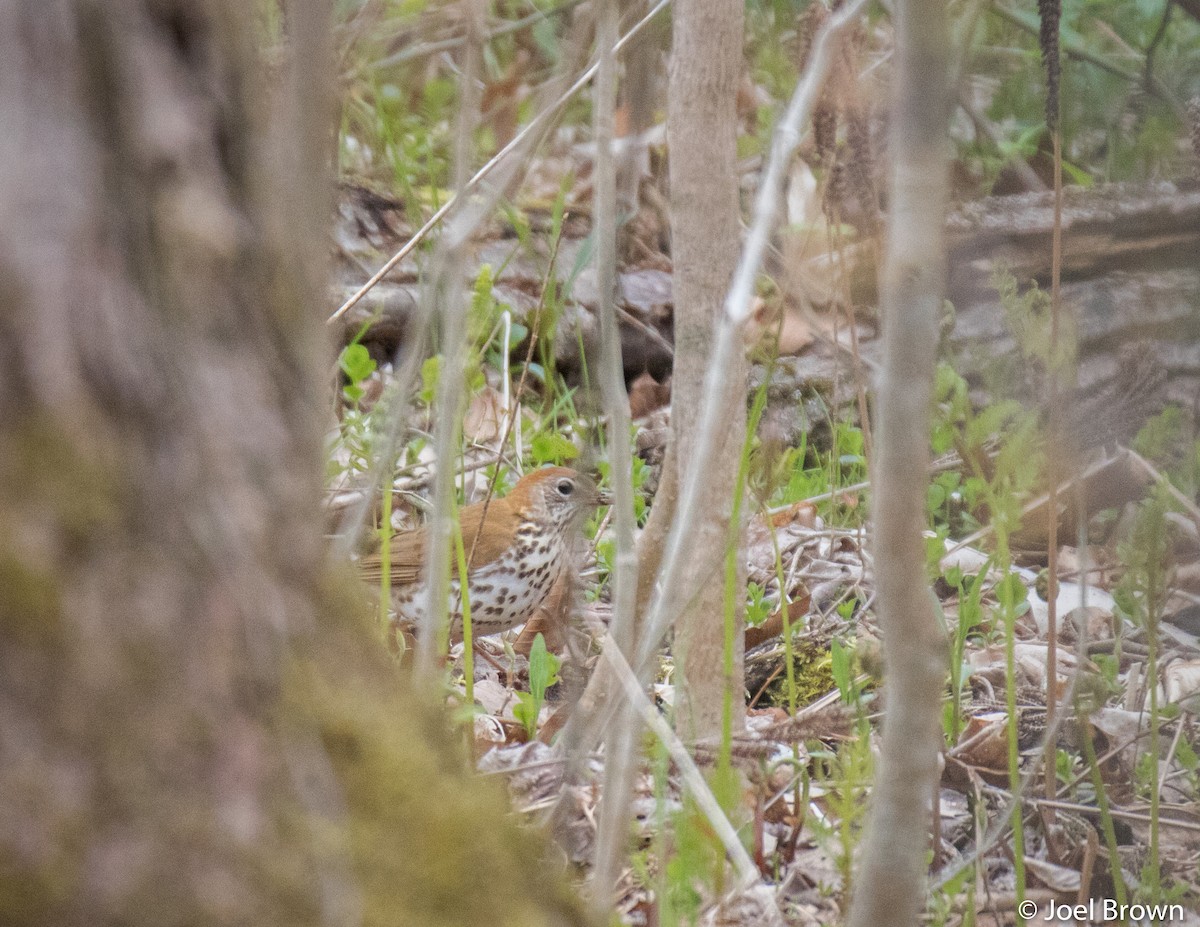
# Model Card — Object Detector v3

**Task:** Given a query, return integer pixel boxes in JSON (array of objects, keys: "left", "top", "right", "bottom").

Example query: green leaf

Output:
[
  {"left": 836, "top": 425, "right": 864, "bottom": 459},
  {"left": 1060, "top": 159, "right": 1093, "bottom": 188},
  {"left": 513, "top": 692, "right": 537, "bottom": 738},
  {"left": 531, "top": 432, "right": 579, "bottom": 465},
  {"left": 532, "top": 18, "right": 559, "bottom": 64},
  {"left": 996, "top": 572, "right": 1028, "bottom": 612},
  {"left": 471, "top": 265, "right": 495, "bottom": 323},
  {"left": 746, "top": 582, "right": 771, "bottom": 627},
  {"left": 1175, "top": 737, "right": 1198, "bottom": 773},
  {"left": 422, "top": 76, "right": 456, "bottom": 113},
  {"left": 931, "top": 421, "right": 956, "bottom": 455},
  {"left": 520, "top": 362, "right": 546, "bottom": 384},
  {"left": 527, "top": 633, "right": 561, "bottom": 705},
  {"left": 420, "top": 355, "right": 440, "bottom": 405},
  {"left": 831, "top": 638, "right": 852, "bottom": 700},
  {"left": 507, "top": 321, "right": 529, "bottom": 350},
  {"left": 925, "top": 532, "right": 948, "bottom": 572},
  {"left": 339, "top": 343, "right": 376, "bottom": 385},
  {"left": 934, "top": 361, "right": 961, "bottom": 402}
]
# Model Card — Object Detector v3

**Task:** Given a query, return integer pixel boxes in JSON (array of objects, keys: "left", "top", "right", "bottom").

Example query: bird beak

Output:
[{"left": 596, "top": 489, "right": 614, "bottom": 507}]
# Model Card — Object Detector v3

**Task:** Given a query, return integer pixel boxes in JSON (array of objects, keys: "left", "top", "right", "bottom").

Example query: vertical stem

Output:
[
  {"left": 591, "top": 0, "right": 642, "bottom": 902},
  {"left": 1081, "top": 715, "right": 1128, "bottom": 905},
  {"left": 453, "top": 515, "right": 475, "bottom": 709},
  {"left": 1043, "top": 127, "right": 1062, "bottom": 804},
  {"left": 380, "top": 471, "right": 393, "bottom": 630},
  {"left": 1041, "top": 0, "right": 1064, "bottom": 803},
  {"left": 659, "top": 0, "right": 748, "bottom": 741},
  {"left": 844, "top": 0, "right": 951, "bottom": 922},
  {"left": 1145, "top": 507, "right": 1162, "bottom": 895},
  {"left": 415, "top": 0, "right": 485, "bottom": 684},
  {"left": 1002, "top": 543, "right": 1028, "bottom": 921}
]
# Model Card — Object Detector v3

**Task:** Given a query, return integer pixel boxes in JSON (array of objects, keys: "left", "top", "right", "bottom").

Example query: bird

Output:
[{"left": 359, "top": 466, "right": 605, "bottom": 644}]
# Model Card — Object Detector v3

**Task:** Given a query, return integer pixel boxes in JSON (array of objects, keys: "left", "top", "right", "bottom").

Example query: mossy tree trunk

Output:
[{"left": 0, "top": 4, "right": 590, "bottom": 926}]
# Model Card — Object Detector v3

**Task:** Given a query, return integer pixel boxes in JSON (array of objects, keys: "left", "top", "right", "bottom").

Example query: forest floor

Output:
[{"left": 326, "top": 172, "right": 1200, "bottom": 925}]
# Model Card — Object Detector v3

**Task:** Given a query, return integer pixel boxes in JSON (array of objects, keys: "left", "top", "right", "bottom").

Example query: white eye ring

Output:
[{"left": 556, "top": 479, "right": 574, "bottom": 496}]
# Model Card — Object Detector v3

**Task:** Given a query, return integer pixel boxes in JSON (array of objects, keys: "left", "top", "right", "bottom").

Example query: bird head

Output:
[{"left": 511, "top": 466, "right": 606, "bottom": 527}]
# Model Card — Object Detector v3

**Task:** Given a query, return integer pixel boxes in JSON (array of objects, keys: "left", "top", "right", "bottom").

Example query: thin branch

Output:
[
  {"left": 369, "top": 0, "right": 591, "bottom": 71},
  {"left": 600, "top": 634, "right": 764, "bottom": 891},
  {"left": 590, "top": 0, "right": 643, "bottom": 903},
  {"left": 1043, "top": 2, "right": 1065, "bottom": 802},
  {"left": 329, "top": 0, "right": 672, "bottom": 324},
  {"left": 415, "top": 0, "right": 486, "bottom": 681},
  {"left": 990, "top": 3, "right": 1186, "bottom": 118}
]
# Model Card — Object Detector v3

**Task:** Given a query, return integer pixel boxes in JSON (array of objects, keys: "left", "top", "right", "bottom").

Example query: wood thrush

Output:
[{"left": 360, "top": 466, "right": 604, "bottom": 642}]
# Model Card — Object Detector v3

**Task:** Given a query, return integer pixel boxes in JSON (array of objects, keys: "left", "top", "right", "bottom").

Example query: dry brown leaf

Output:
[
  {"left": 463, "top": 385, "right": 504, "bottom": 442},
  {"left": 1024, "top": 857, "right": 1083, "bottom": 893},
  {"left": 953, "top": 712, "right": 1009, "bottom": 770},
  {"left": 628, "top": 370, "right": 671, "bottom": 419},
  {"left": 1162, "top": 659, "right": 1200, "bottom": 712},
  {"left": 473, "top": 713, "right": 507, "bottom": 755},
  {"left": 770, "top": 500, "right": 819, "bottom": 529}
]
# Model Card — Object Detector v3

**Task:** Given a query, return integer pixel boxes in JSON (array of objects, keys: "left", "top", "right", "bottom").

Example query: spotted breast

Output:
[{"left": 359, "top": 466, "right": 603, "bottom": 642}]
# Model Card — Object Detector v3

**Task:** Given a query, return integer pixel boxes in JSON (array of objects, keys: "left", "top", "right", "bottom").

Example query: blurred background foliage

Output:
[{"left": 315, "top": 0, "right": 1200, "bottom": 206}]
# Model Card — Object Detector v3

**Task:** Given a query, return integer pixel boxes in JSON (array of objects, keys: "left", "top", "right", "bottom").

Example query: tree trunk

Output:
[
  {"left": 845, "top": 0, "right": 951, "bottom": 924},
  {"left": 661, "top": 0, "right": 747, "bottom": 741},
  {"left": 0, "top": 4, "right": 589, "bottom": 926}
]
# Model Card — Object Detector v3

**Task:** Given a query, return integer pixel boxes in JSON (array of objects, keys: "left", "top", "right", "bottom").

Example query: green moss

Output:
[
  {"left": 759, "top": 638, "right": 837, "bottom": 708},
  {"left": 0, "top": 452, "right": 589, "bottom": 925},
  {"left": 0, "top": 817, "right": 81, "bottom": 927},
  {"left": 0, "top": 557, "right": 64, "bottom": 645},
  {"left": 0, "top": 412, "right": 122, "bottom": 647},
  {"left": 282, "top": 575, "right": 594, "bottom": 927},
  {"left": 2, "top": 413, "right": 121, "bottom": 542}
]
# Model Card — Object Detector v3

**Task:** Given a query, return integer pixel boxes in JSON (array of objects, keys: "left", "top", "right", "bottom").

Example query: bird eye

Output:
[{"left": 556, "top": 479, "right": 574, "bottom": 496}]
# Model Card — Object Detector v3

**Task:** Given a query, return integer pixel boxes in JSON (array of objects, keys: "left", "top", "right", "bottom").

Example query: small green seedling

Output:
[{"left": 513, "top": 633, "right": 560, "bottom": 739}]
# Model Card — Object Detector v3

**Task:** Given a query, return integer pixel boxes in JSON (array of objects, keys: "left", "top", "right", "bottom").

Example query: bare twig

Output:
[
  {"left": 1030, "top": 797, "right": 1200, "bottom": 834},
  {"left": 589, "top": 0, "right": 642, "bottom": 901},
  {"left": 415, "top": 0, "right": 486, "bottom": 681},
  {"left": 1127, "top": 448, "right": 1200, "bottom": 527},
  {"left": 329, "top": 0, "right": 672, "bottom": 324},
  {"left": 600, "top": 634, "right": 763, "bottom": 890},
  {"left": 369, "top": 0, "right": 590, "bottom": 71},
  {"left": 1043, "top": 42, "right": 1066, "bottom": 803}
]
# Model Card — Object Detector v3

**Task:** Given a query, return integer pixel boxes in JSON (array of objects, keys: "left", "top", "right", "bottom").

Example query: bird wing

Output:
[
  {"left": 457, "top": 498, "right": 520, "bottom": 568},
  {"left": 358, "top": 528, "right": 427, "bottom": 585},
  {"left": 357, "top": 495, "right": 521, "bottom": 585}
]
